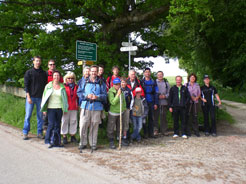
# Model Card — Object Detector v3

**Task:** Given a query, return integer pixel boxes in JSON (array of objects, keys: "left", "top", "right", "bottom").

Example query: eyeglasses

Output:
[
  {"left": 68, "top": 78, "right": 74, "bottom": 80},
  {"left": 49, "top": 64, "right": 55, "bottom": 66}
]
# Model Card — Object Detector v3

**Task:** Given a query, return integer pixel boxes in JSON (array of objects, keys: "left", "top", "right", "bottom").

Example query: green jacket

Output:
[
  {"left": 108, "top": 87, "right": 126, "bottom": 114},
  {"left": 41, "top": 82, "right": 68, "bottom": 112}
]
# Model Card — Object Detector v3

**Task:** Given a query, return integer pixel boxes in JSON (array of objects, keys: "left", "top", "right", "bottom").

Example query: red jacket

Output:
[
  {"left": 47, "top": 70, "right": 63, "bottom": 83},
  {"left": 126, "top": 78, "right": 145, "bottom": 97},
  {"left": 64, "top": 84, "right": 78, "bottom": 110},
  {"left": 106, "top": 75, "right": 120, "bottom": 92}
]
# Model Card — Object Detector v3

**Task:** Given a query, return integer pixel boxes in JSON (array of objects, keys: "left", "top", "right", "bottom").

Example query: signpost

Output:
[{"left": 120, "top": 37, "right": 138, "bottom": 71}]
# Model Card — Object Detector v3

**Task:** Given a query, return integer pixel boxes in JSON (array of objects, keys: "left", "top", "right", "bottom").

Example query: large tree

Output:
[{"left": 0, "top": 0, "right": 170, "bottom": 85}]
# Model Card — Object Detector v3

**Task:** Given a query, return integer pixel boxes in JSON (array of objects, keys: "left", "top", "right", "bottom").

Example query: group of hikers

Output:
[{"left": 22, "top": 56, "right": 222, "bottom": 151}]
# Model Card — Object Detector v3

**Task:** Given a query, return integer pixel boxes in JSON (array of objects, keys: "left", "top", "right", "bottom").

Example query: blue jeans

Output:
[
  {"left": 45, "top": 108, "right": 63, "bottom": 145},
  {"left": 23, "top": 97, "right": 43, "bottom": 135},
  {"left": 131, "top": 116, "right": 143, "bottom": 141}
]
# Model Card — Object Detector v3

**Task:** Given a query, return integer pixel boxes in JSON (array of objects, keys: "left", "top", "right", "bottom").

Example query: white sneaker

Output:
[
  {"left": 173, "top": 134, "right": 179, "bottom": 138},
  {"left": 182, "top": 135, "right": 188, "bottom": 139}
]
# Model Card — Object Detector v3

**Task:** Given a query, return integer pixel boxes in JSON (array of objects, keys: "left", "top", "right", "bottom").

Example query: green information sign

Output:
[{"left": 76, "top": 41, "right": 97, "bottom": 61}]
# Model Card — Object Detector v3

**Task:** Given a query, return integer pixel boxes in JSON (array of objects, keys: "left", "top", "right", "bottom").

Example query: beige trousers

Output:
[
  {"left": 79, "top": 109, "right": 101, "bottom": 147},
  {"left": 61, "top": 110, "right": 78, "bottom": 135}
]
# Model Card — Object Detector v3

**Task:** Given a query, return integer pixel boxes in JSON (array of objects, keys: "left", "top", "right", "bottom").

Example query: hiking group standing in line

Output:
[{"left": 23, "top": 56, "right": 222, "bottom": 150}]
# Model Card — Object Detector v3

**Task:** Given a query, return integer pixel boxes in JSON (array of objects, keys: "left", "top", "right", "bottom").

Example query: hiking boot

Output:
[
  {"left": 78, "top": 145, "right": 87, "bottom": 150},
  {"left": 63, "top": 136, "right": 68, "bottom": 144},
  {"left": 109, "top": 140, "right": 116, "bottom": 149},
  {"left": 37, "top": 134, "right": 44, "bottom": 139},
  {"left": 23, "top": 134, "right": 28, "bottom": 140},
  {"left": 182, "top": 135, "right": 188, "bottom": 139},
  {"left": 122, "top": 138, "right": 129, "bottom": 146},
  {"left": 48, "top": 144, "right": 53, "bottom": 148},
  {"left": 91, "top": 146, "right": 97, "bottom": 151},
  {"left": 173, "top": 134, "right": 179, "bottom": 138},
  {"left": 136, "top": 139, "right": 141, "bottom": 143},
  {"left": 205, "top": 132, "right": 210, "bottom": 136},
  {"left": 195, "top": 132, "right": 200, "bottom": 137},
  {"left": 211, "top": 133, "right": 217, "bottom": 137},
  {"left": 154, "top": 130, "right": 159, "bottom": 136},
  {"left": 71, "top": 136, "right": 77, "bottom": 143}
]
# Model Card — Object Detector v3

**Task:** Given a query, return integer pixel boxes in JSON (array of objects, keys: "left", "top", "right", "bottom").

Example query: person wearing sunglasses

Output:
[{"left": 61, "top": 72, "right": 79, "bottom": 144}]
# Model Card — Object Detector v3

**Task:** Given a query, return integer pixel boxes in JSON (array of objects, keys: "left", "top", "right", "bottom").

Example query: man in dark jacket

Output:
[
  {"left": 168, "top": 76, "right": 190, "bottom": 139},
  {"left": 23, "top": 56, "right": 47, "bottom": 140},
  {"left": 141, "top": 68, "right": 158, "bottom": 138}
]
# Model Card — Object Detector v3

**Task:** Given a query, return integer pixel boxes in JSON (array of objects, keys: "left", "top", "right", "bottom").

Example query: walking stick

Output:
[{"left": 118, "top": 93, "right": 122, "bottom": 150}]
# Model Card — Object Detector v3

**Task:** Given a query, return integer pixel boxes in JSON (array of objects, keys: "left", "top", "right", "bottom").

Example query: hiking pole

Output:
[{"left": 118, "top": 93, "right": 122, "bottom": 150}]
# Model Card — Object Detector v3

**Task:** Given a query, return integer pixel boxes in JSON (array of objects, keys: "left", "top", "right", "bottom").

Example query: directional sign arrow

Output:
[
  {"left": 120, "top": 46, "right": 138, "bottom": 52},
  {"left": 121, "top": 42, "right": 132, "bottom": 47}
]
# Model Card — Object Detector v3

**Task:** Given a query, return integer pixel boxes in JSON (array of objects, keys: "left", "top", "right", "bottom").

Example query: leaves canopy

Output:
[{"left": 0, "top": 0, "right": 169, "bottom": 84}]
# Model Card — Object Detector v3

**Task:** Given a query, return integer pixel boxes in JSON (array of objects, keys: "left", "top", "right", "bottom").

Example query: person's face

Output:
[
  {"left": 114, "top": 83, "right": 120, "bottom": 90},
  {"left": 176, "top": 76, "right": 182, "bottom": 86},
  {"left": 113, "top": 68, "right": 119, "bottom": 76},
  {"left": 84, "top": 69, "right": 90, "bottom": 78},
  {"left": 98, "top": 67, "right": 104, "bottom": 76},
  {"left": 136, "top": 92, "right": 141, "bottom": 98},
  {"left": 90, "top": 67, "right": 98, "bottom": 79},
  {"left": 129, "top": 71, "right": 136, "bottom": 81},
  {"left": 48, "top": 61, "right": 56, "bottom": 71},
  {"left": 67, "top": 76, "right": 74, "bottom": 84},
  {"left": 204, "top": 78, "right": 210, "bottom": 85},
  {"left": 189, "top": 75, "right": 196, "bottom": 83},
  {"left": 144, "top": 70, "right": 151, "bottom": 78},
  {"left": 33, "top": 58, "right": 41, "bottom": 68},
  {"left": 121, "top": 80, "right": 127, "bottom": 88},
  {"left": 53, "top": 72, "right": 60, "bottom": 82},
  {"left": 157, "top": 72, "right": 163, "bottom": 80}
]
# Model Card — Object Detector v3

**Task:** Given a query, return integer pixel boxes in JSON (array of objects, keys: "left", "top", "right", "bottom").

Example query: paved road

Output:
[{"left": 0, "top": 123, "right": 136, "bottom": 184}]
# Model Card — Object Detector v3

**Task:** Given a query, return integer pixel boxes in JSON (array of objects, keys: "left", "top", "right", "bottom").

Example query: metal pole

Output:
[{"left": 128, "top": 35, "right": 131, "bottom": 71}]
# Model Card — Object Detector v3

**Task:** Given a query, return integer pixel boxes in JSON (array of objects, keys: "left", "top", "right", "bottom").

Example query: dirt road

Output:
[{"left": 1, "top": 100, "right": 246, "bottom": 184}]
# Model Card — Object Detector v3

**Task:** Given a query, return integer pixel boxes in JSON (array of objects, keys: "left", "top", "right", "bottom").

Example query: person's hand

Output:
[
  {"left": 191, "top": 96, "right": 196, "bottom": 101},
  {"left": 154, "top": 105, "right": 158, "bottom": 110},
  {"left": 218, "top": 101, "right": 222, "bottom": 106},
  {"left": 202, "top": 98, "right": 207, "bottom": 103},
  {"left": 92, "top": 94, "right": 98, "bottom": 100},
  {"left": 63, "top": 112, "right": 67, "bottom": 115},
  {"left": 117, "top": 88, "right": 121, "bottom": 96},
  {"left": 169, "top": 108, "right": 173, "bottom": 113},
  {"left": 27, "top": 97, "right": 32, "bottom": 104},
  {"left": 87, "top": 94, "right": 93, "bottom": 99}
]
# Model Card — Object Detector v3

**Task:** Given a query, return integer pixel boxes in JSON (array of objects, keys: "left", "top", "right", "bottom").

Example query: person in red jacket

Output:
[
  {"left": 126, "top": 69, "right": 145, "bottom": 97},
  {"left": 61, "top": 71, "right": 78, "bottom": 144},
  {"left": 47, "top": 59, "right": 64, "bottom": 83},
  {"left": 106, "top": 66, "right": 120, "bottom": 91}
]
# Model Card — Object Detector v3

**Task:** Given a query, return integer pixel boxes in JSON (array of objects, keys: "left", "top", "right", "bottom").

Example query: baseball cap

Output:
[
  {"left": 203, "top": 75, "right": 210, "bottom": 79},
  {"left": 135, "top": 87, "right": 142, "bottom": 93},
  {"left": 113, "top": 78, "right": 121, "bottom": 84}
]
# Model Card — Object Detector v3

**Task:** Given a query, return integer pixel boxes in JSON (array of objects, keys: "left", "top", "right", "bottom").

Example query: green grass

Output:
[
  {"left": 219, "top": 88, "right": 246, "bottom": 104},
  {"left": 0, "top": 92, "right": 38, "bottom": 133}
]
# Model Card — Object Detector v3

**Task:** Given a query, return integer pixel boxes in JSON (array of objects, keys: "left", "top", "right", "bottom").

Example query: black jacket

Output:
[
  {"left": 24, "top": 67, "right": 47, "bottom": 98},
  {"left": 168, "top": 85, "right": 190, "bottom": 108}
]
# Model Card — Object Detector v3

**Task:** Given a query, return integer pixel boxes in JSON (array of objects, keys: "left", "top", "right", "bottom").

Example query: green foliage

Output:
[
  {"left": 164, "top": 0, "right": 246, "bottom": 90},
  {"left": 0, "top": 0, "right": 170, "bottom": 85}
]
